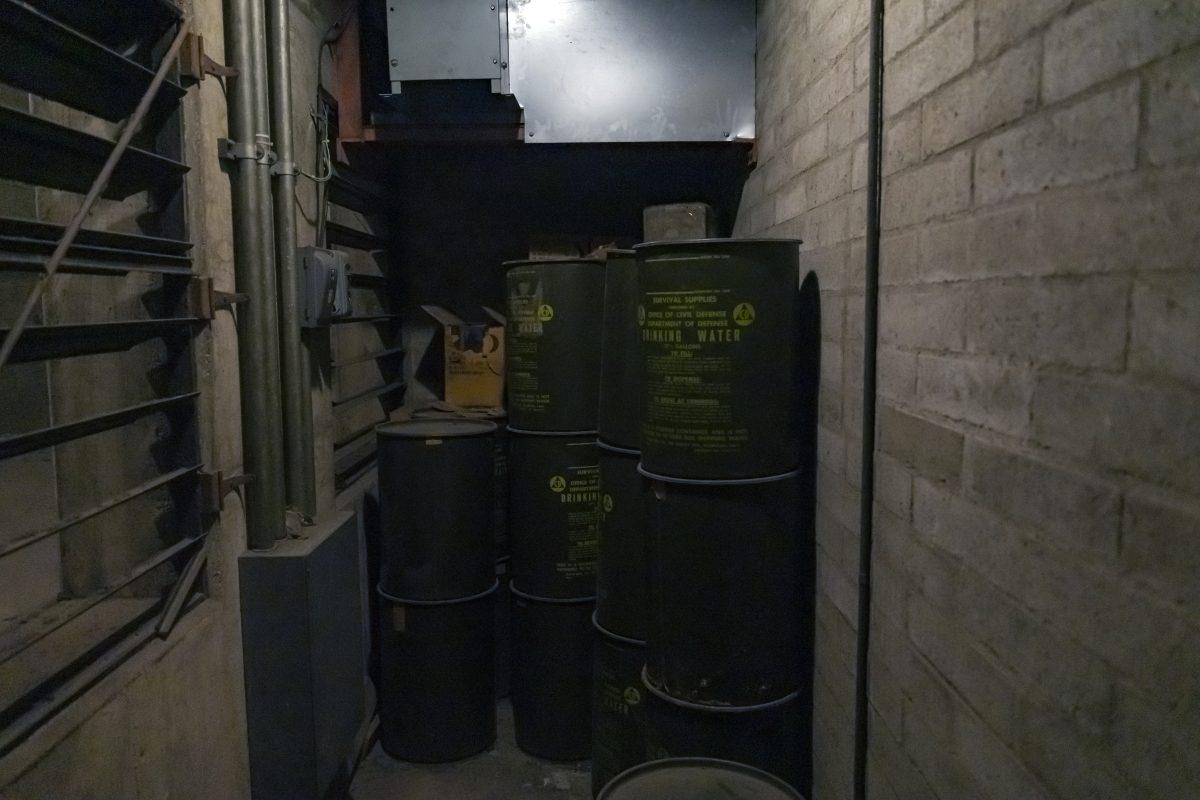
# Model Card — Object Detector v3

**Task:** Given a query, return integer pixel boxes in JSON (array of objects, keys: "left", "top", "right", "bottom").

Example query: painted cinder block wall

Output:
[{"left": 738, "top": 1, "right": 1200, "bottom": 798}]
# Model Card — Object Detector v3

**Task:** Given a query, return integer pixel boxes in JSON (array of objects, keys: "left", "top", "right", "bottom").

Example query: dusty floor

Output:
[{"left": 351, "top": 700, "right": 592, "bottom": 800}]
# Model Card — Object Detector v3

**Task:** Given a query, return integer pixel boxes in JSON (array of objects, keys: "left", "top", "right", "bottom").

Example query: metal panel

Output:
[
  {"left": 508, "top": 0, "right": 755, "bottom": 143},
  {"left": 0, "top": 0, "right": 205, "bottom": 749},
  {"left": 0, "top": 106, "right": 189, "bottom": 200},
  {"left": 0, "top": 535, "right": 204, "bottom": 669},
  {"left": 330, "top": 345, "right": 405, "bottom": 370},
  {"left": 387, "top": 0, "right": 504, "bottom": 90},
  {"left": 0, "top": 216, "right": 193, "bottom": 276},
  {"left": 0, "top": 393, "right": 199, "bottom": 460},
  {"left": 23, "top": 0, "right": 182, "bottom": 63},
  {"left": 240, "top": 512, "right": 365, "bottom": 800},
  {"left": 0, "top": 216, "right": 192, "bottom": 256},
  {"left": 328, "top": 166, "right": 387, "bottom": 215},
  {"left": 0, "top": 319, "right": 200, "bottom": 364},
  {"left": 331, "top": 380, "right": 405, "bottom": 408},
  {"left": 325, "top": 221, "right": 386, "bottom": 252},
  {"left": 0, "top": 0, "right": 185, "bottom": 126},
  {"left": 0, "top": 466, "right": 202, "bottom": 560}
]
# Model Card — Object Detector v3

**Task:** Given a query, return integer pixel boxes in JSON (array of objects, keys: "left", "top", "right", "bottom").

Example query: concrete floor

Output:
[{"left": 350, "top": 700, "right": 592, "bottom": 800}]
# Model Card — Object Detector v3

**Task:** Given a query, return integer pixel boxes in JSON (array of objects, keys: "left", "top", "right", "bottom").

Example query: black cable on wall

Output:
[{"left": 853, "top": 0, "right": 886, "bottom": 797}]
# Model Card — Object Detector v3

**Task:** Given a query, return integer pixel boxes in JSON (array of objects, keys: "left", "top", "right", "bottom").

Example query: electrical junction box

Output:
[
  {"left": 300, "top": 246, "right": 351, "bottom": 327},
  {"left": 386, "top": 0, "right": 508, "bottom": 94},
  {"left": 239, "top": 511, "right": 366, "bottom": 800}
]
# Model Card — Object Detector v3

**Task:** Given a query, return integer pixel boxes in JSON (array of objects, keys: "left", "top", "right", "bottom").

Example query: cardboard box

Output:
[
  {"left": 643, "top": 202, "right": 717, "bottom": 242},
  {"left": 404, "top": 305, "right": 505, "bottom": 410}
]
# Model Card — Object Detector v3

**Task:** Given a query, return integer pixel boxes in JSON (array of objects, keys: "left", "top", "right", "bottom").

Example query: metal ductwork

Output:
[{"left": 383, "top": 0, "right": 755, "bottom": 144}]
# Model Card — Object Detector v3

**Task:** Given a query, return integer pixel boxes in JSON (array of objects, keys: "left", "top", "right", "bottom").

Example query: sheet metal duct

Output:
[{"left": 385, "top": 0, "right": 755, "bottom": 143}]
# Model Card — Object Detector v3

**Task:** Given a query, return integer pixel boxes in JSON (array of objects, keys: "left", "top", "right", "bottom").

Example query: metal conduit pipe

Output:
[
  {"left": 247, "top": 0, "right": 289, "bottom": 541},
  {"left": 853, "top": 0, "right": 886, "bottom": 797},
  {"left": 267, "top": 0, "right": 318, "bottom": 517},
  {"left": 224, "top": 0, "right": 286, "bottom": 549}
]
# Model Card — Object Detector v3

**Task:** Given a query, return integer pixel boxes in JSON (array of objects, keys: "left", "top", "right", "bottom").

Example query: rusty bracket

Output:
[
  {"left": 199, "top": 470, "right": 253, "bottom": 514},
  {"left": 189, "top": 276, "right": 249, "bottom": 320},
  {"left": 180, "top": 33, "right": 239, "bottom": 83}
]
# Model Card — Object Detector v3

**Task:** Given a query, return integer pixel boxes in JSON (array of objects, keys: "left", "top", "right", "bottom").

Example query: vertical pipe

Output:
[
  {"left": 225, "top": 0, "right": 285, "bottom": 550},
  {"left": 246, "top": 0, "right": 288, "bottom": 539},
  {"left": 267, "top": 0, "right": 318, "bottom": 517},
  {"left": 853, "top": 0, "right": 886, "bottom": 797}
]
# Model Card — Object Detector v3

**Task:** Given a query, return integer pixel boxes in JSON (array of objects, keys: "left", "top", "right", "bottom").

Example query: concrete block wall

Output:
[{"left": 739, "top": 1, "right": 1200, "bottom": 798}]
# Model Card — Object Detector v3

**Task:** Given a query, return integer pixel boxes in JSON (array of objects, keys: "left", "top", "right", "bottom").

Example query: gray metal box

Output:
[
  {"left": 239, "top": 511, "right": 365, "bottom": 800},
  {"left": 387, "top": 0, "right": 505, "bottom": 93},
  {"left": 300, "top": 246, "right": 351, "bottom": 327},
  {"left": 643, "top": 203, "right": 718, "bottom": 242}
]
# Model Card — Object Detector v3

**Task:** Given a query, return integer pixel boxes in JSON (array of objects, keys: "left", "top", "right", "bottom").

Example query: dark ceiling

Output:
[{"left": 345, "top": 140, "right": 754, "bottom": 314}]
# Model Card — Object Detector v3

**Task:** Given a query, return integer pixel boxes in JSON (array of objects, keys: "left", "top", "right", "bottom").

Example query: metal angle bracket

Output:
[
  {"left": 189, "top": 276, "right": 248, "bottom": 319},
  {"left": 180, "top": 33, "right": 239, "bottom": 83},
  {"left": 199, "top": 469, "right": 253, "bottom": 514}
]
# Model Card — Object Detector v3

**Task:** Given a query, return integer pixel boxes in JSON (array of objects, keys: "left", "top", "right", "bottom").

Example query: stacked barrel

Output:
[
  {"left": 375, "top": 419, "right": 499, "bottom": 762},
  {"left": 492, "top": 420, "right": 513, "bottom": 698},
  {"left": 411, "top": 405, "right": 513, "bottom": 698},
  {"left": 598, "top": 758, "right": 804, "bottom": 800},
  {"left": 634, "top": 239, "right": 810, "bottom": 792},
  {"left": 591, "top": 249, "right": 652, "bottom": 793},
  {"left": 505, "top": 258, "right": 604, "bottom": 761}
]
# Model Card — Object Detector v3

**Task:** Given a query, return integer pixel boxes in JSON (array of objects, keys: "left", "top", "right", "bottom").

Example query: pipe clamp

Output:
[{"left": 217, "top": 137, "right": 278, "bottom": 166}]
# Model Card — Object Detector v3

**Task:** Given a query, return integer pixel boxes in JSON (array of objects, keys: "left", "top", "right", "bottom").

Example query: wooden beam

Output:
[{"left": 332, "top": 5, "right": 363, "bottom": 157}]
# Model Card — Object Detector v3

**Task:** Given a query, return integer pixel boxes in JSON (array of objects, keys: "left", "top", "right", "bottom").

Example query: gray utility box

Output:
[
  {"left": 386, "top": 0, "right": 508, "bottom": 94},
  {"left": 300, "top": 247, "right": 350, "bottom": 328},
  {"left": 300, "top": 246, "right": 351, "bottom": 327},
  {"left": 240, "top": 511, "right": 366, "bottom": 800},
  {"left": 644, "top": 203, "right": 718, "bottom": 242}
]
